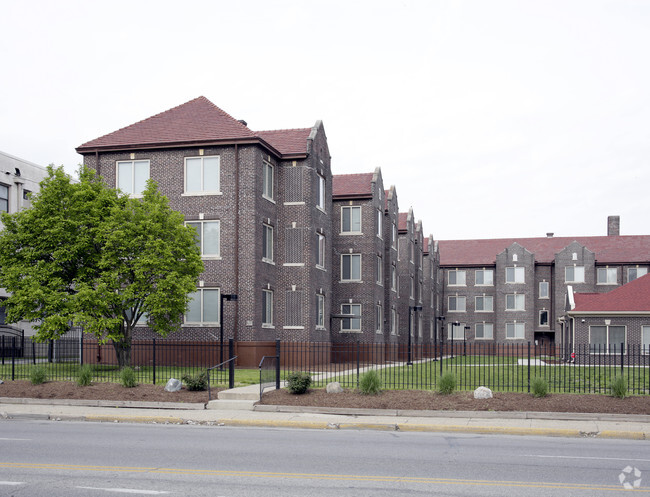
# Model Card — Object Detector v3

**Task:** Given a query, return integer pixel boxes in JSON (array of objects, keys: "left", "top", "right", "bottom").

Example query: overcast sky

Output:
[{"left": 2, "top": 0, "right": 648, "bottom": 240}]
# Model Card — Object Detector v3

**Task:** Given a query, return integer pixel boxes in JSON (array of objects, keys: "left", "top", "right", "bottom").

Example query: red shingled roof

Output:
[
  {"left": 438, "top": 235, "right": 650, "bottom": 266},
  {"left": 332, "top": 173, "right": 374, "bottom": 198},
  {"left": 572, "top": 274, "right": 650, "bottom": 312},
  {"left": 256, "top": 128, "right": 311, "bottom": 156}
]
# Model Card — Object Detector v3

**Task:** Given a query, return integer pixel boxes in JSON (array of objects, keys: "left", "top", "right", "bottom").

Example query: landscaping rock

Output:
[
  {"left": 165, "top": 378, "right": 182, "bottom": 392},
  {"left": 474, "top": 386, "right": 493, "bottom": 399},
  {"left": 326, "top": 381, "right": 344, "bottom": 394},
  {"left": 0, "top": 379, "right": 3, "bottom": 384}
]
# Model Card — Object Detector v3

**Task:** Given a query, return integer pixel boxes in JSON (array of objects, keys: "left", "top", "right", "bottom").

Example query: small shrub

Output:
[
  {"left": 30, "top": 365, "right": 47, "bottom": 385},
  {"left": 531, "top": 377, "right": 549, "bottom": 398},
  {"left": 610, "top": 375, "right": 628, "bottom": 399},
  {"left": 437, "top": 371, "right": 456, "bottom": 395},
  {"left": 182, "top": 371, "right": 209, "bottom": 391},
  {"left": 287, "top": 371, "right": 311, "bottom": 395},
  {"left": 119, "top": 367, "right": 138, "bottom": 388},
  {"left": 359, "top": 370, "right": 382, "bottom": 395},
  {"left": 77, "top": 364, "right": 93, "bottom": 387}
]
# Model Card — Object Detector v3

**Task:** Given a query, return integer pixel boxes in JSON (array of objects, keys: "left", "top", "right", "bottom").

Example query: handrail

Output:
[
  {"left": 207, "top": 356, "right": 237, "bottom": 371},
  {"left": 207, "top": 355, "right": 238, "bottom": 401},
  {"left": 259, "top": 355, "right": 280, "bottom": 399}
]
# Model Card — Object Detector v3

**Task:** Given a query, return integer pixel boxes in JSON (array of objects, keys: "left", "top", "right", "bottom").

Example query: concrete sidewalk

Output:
[{"left": 1, "top": 396, "right": 648, "bottom": 440}]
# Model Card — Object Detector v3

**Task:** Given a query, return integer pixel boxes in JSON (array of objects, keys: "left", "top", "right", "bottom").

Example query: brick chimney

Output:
[{"left": 607, "top": 215, "right": 620, "bottom": 236}]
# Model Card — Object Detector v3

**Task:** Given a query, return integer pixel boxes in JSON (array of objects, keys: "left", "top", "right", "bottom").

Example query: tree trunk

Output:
[{"left": 112, "top": 322, "right": 132, "bottom": 369}]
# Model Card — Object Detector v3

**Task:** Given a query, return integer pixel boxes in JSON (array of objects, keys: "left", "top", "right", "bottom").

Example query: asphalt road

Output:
[{"left": 0, "top": 420, "right": 648, "bottom": 496}]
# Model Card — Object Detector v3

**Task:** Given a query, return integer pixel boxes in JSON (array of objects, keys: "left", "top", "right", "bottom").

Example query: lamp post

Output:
[
  {"left": 220, "top": 293, "right": 238, "bottom": 367},
  {"left": 407, "top": 305, "right": 423, "bottom": 365},
  {"left": 451, "top": 321, "right": 461, "bottom": 360},
  {"left": 435, "top": 315, "right": 445, "bottom": 361}
]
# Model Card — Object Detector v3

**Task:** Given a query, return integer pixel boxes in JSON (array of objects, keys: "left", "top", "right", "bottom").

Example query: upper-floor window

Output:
[
  {"left": 376, "top": 255, "right": 383, "bottom": 285},
  {"left": 185, "top": 288, "right": 220, "bottom": 325},
  {"left": 410, "top": 276, "right": 415, "bottom": 299},
  {"left": 391, "top": 265, "right": 397, "bottom": 291},
  {"left": 391, "top": 308, "right": 397, "bottom": 335},
  {"left": 262, "top": 223, "right": 274, "bottom": 262},
  {"left": 565, "top": 265, "right": 585, "bottom": 283},
  {"left": 476, "top": 323, "right": 494, "bottom": 339},
  {"left": 341, "top": 303, "right": 361, "bottom": 332},
  {"left": 475, "top": 269, "right": 493, "bottom": 286},
  {"left": 376, "top": 304, "right": 383, "bottom": 333},
  {"left": 539, "top": 281, "right": 549, "bottom": 299},
  {"left": 316, "top": 294, "right": 325, "bottom": 329},
  {"left": 505, "top": 266, "right": 524, "bottom": 283},
  {"left": 262, "top": 161, "right": 274, "bottom": 200},
  {"left": 475, "top": 295, "right": 494, "bottom": 312},
  {"left": 341, "top": 206, "right": 361, "bottom": 233},
  {"left": 341, "top": 254, "right": 361, "bottom": 281},
  {"left": 448, "top": 269, "right": 466, "bottom": 286},
  {"left": 185, "top": 156, "right": 220, "bottom": 194},
  {"left": 597, "top": 267, "right": 617, "bottom": 284},
  {"left": 317, "top": 174, "right": 326, "bottom": 210},
  {"left": 117, "top": 160, "right": 150, "bottom": 196},
  {"left": 262, "top": 289, "right": 274, "bottom": 327},
  {"left": 186, "top": 220, "right": 220, "bottom": 258},
  {"left": 448, "top": 295, "right": 466, "bottom": 312},
  {"left": 316, "top": 233, "right": 325, "bottom": 269},
  {"left": 392, "top": 222, "right": 397, "bottom": 248},
  {"left": 376, "top": 209, "right": 383, "bottom": 238},
  {"left": 0, "top": 184, "right": 8, "bottom": 212},
  {"left": 629, "top": 267, "right": 648, "bottom": 282},
  {"left": 410, "top": 242, "right": 414, "bottom": 263},
  {"left": 506, "top": 294, "right": 525, "bottom": 311},
  {"left": 539, "top": 310, "right": 549, "bottom": 327}
]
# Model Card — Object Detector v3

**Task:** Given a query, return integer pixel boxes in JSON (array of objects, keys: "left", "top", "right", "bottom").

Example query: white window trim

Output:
[
  {"left": 316, "top": 294, "right": 325, "bottom": 330},
  {"left": 505, "top": 293, "right": 525, "bottom": 311},
  {"left": 376, "top": 209, "right": 383, "bottom": 239},
  {"left": 448, "top": 269, "right": 467, "bottom": 287},
  {"left": 629, "top": 267, "right": 648, "bottom": 282},
  {"left": 475, "top": 295, "right": 494, "bottom": 313},
  {"left": 505, "top": 266, "right": 525, "bottom": 284},
  {"left": 448, "top": 295, "right": 466, "bottom": 313},
  {"left": 317, "top": 174, "right": 326, "bottom": 212},
  {"left": 597, "top": 267, "right": 618, "bottom": 285},
  {"left": 262, "top": 223, "right": 274, "bottom": 264},
  {"left": 505, "top": 322, "right": 525, "bottom": 339},
  {"left": 375, "top": 304, "right": 383, "bottom": 334},
  {"left": 475, "top": 269, "right": 494, "bottom": 287},
  {"left": 340, "top": 206, "right": 362, "bottom": 234},
  {"left": 340, "top": 304, "right": 362, "bottom": 333},
  {"left": 376, "top": 255, "right": 383, "bottom": 286},
  {"left": 116, "top": 159, "right": 150, "bottom": 197},
  {"left": 539, "top": 281, "right": 550, "bottom": 299},
  {"left": 262, "top": 289, "right": 274, "bottom": 328},
  {"left": 642, "top": 325, "right": 650, "bottom": 355},
  {"left": 183, "top": 288, "right": 221, "bottom": 326},
  {"left": 475, "top": 322, "right": 494, "bottom": 340},
  {"left": 262, "top": 160, "right": 274, "bottom": 202},
  {"left": 539, "top": 310, "right": 550, "bottom": 327},
  {"left": 185, "top": 220, "right": 221, "bottom": 259},
  {"left": 340, "top": 253, "right": 362, "bottom": 282},
  {"left": 589, "top": 324, "right": 627, "bottom": 354},
  {"left": 565, "top": 265, "right": 585, "bottom": 284},
  {"left": 316, "top": 233, "right": 326, "bottom": 270},
  {"left": 449, "top": 322, "right": 466, "bottom": 341},
  {"left": 183, "top": 156, "right": 221, "bottom": 195}
]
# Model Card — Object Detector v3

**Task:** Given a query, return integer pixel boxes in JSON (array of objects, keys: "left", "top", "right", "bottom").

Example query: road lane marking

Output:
[
  {"left": 0, "top": 481, "right": 24, "bottom": 485},
  {"left": 76, "top": 487, "right": 169, "bottom": 494},
  {"left": 0, "top": 462, "right": 634, "bottom": 492},
  {"left": 0, "top": 438, "right": 31, "bottom": 441},
  {"left": 528, "top": 455, "right": 650, "bottom": 463}
]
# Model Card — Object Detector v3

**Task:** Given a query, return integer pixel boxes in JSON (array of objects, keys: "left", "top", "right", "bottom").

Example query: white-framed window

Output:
[
  {"left": 475, "top": 323, "right": 494, "bottom": 340},
  {"left": 317, "top": 174, "right": 326, "bottom": 210},
  {"left": 539, "top": 281, "right": 549, "bottom": 299},
  {"left": 418, "top": 279, "right": 423, "bottom": 303},
  {"left": 449, "top": 322, "right": 465, "bottom": 340},
  {"left": 391, "top": 265, "right": 397, "bottom": 291},
  {"left": 391, "top": 308, "right": 397, "bottom": 335},
  {"left": 418, "top": 314, "right": 423, "bottom": 338},
  {"left": 316, "top": 294, "right": 325, "bottom": 329},
  {"left": 565, "top": 265, "right": 585, "bottom": 283},
  {"left": 262, "top": 160, "right": 274, "bottom": 200},
  {"left": 392, "top": 222, "right": 397, "bottom": 248},
  {"left": 475, "top": 295, "right": 493, "bottom": 312},
  {"left": 341, "top": 303, "right": 361, "bottom": 332},
  {"left": 117, "top": 160, "right": 150, "bottom": 196},
  {"left": 475, "top": 269, "right": 493, "bottom": 286},
  {"left": 0, "top": 184, "right": 8, "bottom": 212},
  {"left": 539, "top": 310, "right": 549, "bottom": 327},
  {"left": 597, "top": 267, "right": 617, "bottom": 285},
  {"left": 262, "top": 223, "right": 274, "bottom": 262},
  {"left": 262, "top": 289, "right": 274, "bottom": 327},
  {"left": 589, "top": 325, "right": 625, "bottom": 353},
  {"left": 506, "top": 266, "right": 525, "bottom": 283},
  {"left": 506, "top": 322, "right": 525, "bottom": 339},
  {"left": 376, "top": 209, "right": 383, "bottom": 238},
  {"left": 341, "top": 206, "right": 361, "bottom": 233},
  {"left": 341, "top": 254, "right": 361, "bottom": 281},
  {"left": 448, "top": 295, "right": 466, "bottom": 312},
  {"left": 629, "top": 267, "right": 648, "bottom": 282},
  {"left": 448, "top": 269, "right": 466, "bottom": 286},
  {"left": 186, "top": 220, "right": 220, "bottom": 258},
  {"left": 376, "top": 255, "right": 383, "bottom": 285},
  {"left": 185, "top": 156, "right": 220, "bottom": 194},
  {"left": 316, "top": 233, "right": 325, "bottom": 269},
  {"left": 506, "top": 294, "right": 525, "bottom": 311},
  {"left": 642, "top": 325, "right": 650, "bottom": 354},
  {"left": 185, "top": 288, "right": 220, "bottom": 325},
  {"left": 410, "top": 276, "right": 415, "bottom": 299},
  {"left": 376, "top": 304, "right": 383, "bottom": 333},
  {"left": 410, "top": 242, "right": 414, "bottom": 263}
]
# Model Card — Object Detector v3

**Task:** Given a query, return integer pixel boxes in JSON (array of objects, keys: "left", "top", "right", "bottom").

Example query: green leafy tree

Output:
[{"left": 0, "top": 165, "right": 203, "bottom": 368}]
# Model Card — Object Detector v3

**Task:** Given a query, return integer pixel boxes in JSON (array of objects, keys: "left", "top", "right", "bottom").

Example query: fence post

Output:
[
  {"left": 620, "top": 342, "right": 624, "bottom": 376},
  {"left": 527, "top": 342, "right": 531, "bottom": 393},
  {"left": 32, "top": 340, "right": 36, "bottom": 365},
  {"left": 48, "top": 339, "right": 53, "bottom": 363},
  {"left": 11, "top": 336, "right": 16, "bottom": 380},
  {"left": 1, "top": 335, "right": 3, "bottom": 365},
  {"left": 152, "top": 338, "right": 156, "bottom": 386},
  {"left": 275, "top": 339, "right": 280, "bottom": 390},
  {"left": 228, "top": 339, "right": 235, "bottom": 389},
  {"left": 80, "top": 331, "right": 84, "bottom": 366},
  {"left": 356, "top": 341, "right": 360, "bottom": 389}
]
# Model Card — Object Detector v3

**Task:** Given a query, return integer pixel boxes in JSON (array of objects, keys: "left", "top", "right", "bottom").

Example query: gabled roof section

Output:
[
  {"left": 256, "top": 128, "right": 311, "bottom": 157},
  {"left": 571, "top": 274, "right": 650, "bottom": 312},
  {"left": 332, "top": 172, "right": 374, "bottom": 199},
  {"left": 438, "top": 235, "right": 650, "bottom": 266}
]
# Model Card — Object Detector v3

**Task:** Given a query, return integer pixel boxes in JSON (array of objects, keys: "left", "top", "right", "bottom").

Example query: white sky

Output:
[{"left": 2, "top": 0, "right": 649, "bottom": 240}]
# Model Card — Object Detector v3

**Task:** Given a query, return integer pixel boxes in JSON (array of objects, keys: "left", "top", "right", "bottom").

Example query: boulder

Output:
[
  {"left": 165, "top": 378, "right": 182, "bottom": 392},
  {"left": 326, "top": 381, "right": 344, "bottom": 394},
  {"left": 474, "top": 386, "right": 493, "bottom": 399}
]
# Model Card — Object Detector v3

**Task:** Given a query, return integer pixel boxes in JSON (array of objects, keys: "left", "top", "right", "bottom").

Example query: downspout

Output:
[
  {"left": 234, "top": 144, "right": 240, "bottom": 352},
  {"left": 570, "top": 316, "right": 576, "bottom": 359}
]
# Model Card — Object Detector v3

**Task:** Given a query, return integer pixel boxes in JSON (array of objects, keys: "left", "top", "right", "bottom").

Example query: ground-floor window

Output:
[{"left": 589, "top": 325, "right": 625, "bottom": 353}]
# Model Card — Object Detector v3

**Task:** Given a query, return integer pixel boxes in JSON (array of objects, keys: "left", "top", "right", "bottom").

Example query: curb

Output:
[{"left": 0, "top": 397, "right": 206, "bottom": 410}]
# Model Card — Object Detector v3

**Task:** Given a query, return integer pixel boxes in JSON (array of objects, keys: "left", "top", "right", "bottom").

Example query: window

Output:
[
  {"left": 629, "top": 267, "right": 648, "bottom": 282},
  {"left": 449, "top": 322, "right": 465, "bottom": 340},
  {"left": 316, "top": 233, "right": 325, "bottom": 268},
  {"left": 0, "top": 184, "right": 8, "bottom": 212},
  {"left": 341, "top": 206, "right": 361, "bottom": 233},
  {"left": 476, "top": 323, "right": 493, "bottom": 339},
  {"left": 475, "top": 269, "right": 493, "bottom": 286},
  {"left": 448, "top": 295, "right": 466, "bottom": 312},
  {"left": 391, "top": 266, "right": 396, "bottom": 291},
  {"left": 506, "top": 266, "right": 525, "bottom": 283},
  {"left": 565, "top": 266, "right": 585, "bottom": 283},
  {"left": 392, "top": 222, "right": 397, "bottom": 248},
  {"left": 262, "top": 161, "right": 274, "bottom": 200},
  {"left": 185, "top": 288, "right": 220, "bottom": 325},
  {"left": 341, "top": 304, "right": 361, "bottom": 332},
  {"left": 391, "top": 308, "right": 397, "bottom": 335},
  {"left": 117, "top": 160, "right": 150, "bottom": 196},
  {"left": 410, "top": 242, "right": 414, "bottom": 263},
  {"left": 539, "top": 281, "right": 549, "bottom": 299},
  {"left": 506, "top": 322, "right": 525, "bottom": 339},
  {"left": 186, "top": 220, "right": 220, "bottom": 257},
  {"left": 376, "top": 255, "right": 383, "bottom": 285},
  {"left": 376, "top": 209, "right": 383, "bottom": 238},
  {"left": 262, "top": 224, "right": 274, "bottom": 262},
  {"left": 262, "top": 289, "right": 274, "bottom": 327},
  {"left": 316, "top": 294, "right": 325, "bottom": 329},
  {"left": 341, "top": 254, "right": 361, "bottom": 281},
  {"left": 597, "top": 267, "right": 617, "bottom": 284},
  {"left": 506, "top": 294, "right": 525, "bottom": 311},
  {"left": 317, "top": 174, "right": 325, "bottom": 210},
  {"left": 376, "top": 304, "right": 383, "bottom": 333},
  {"left": 589, "top": 325, "right": 625, "bottom": 353},
  {"left": 539, "top": 310, "right": 549, "bottom": 327},
  {"left": 475, "top": 295, "right": 493, "bottom": 312},
  {"left": 643, "top": 326, "right": 650, "bottom": 354},
  {"left": 185, "top": 156, "right": 220, "bottom": 194},
  {"left": 410, "top": 276, "right": 415, "bottom": 299},
  {"left": 448, "top": 269, "right": 466, "bottom": 286}
]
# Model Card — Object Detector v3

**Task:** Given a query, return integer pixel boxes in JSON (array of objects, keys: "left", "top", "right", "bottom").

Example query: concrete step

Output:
[
  {"left": 217, "top": 384, "right": 260, "bottom": 401},
  {"left": 206, "top": 399, "right": 257, "bottom": 411}
]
